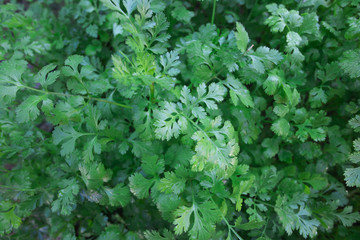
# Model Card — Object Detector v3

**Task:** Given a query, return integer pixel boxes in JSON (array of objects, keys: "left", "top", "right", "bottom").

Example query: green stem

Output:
[
  {"left": 253, "top": 199, "right": 275, "bottom": 208},
  {"left": 247, "top": 0, "right": 258, "bottom": 20},
  {"left": 211, "top": 0, "right": 217, "bottom": 25},
  {"left": 0, "top": 185, "right": 38, "bottom": 192},
  {"left": 150, "top": 82, "right": 155, "bottom": 103},
  {"left": 21, "top": 85, "right": 132, "bottom": 109},
  {"left": 223, "top": 216, "right": 243, "bottom": 240}
]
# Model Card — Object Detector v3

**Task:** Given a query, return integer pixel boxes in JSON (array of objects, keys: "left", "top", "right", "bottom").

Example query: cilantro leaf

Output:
[
  {"left": 275, "top": 194, "right": 319, "bottom": 238},
  {"left": 224, "top": 74, "right": 254, "bottom": 108},
  {"left": 339, "top": 50, "right": 360, "bottom": 79},
  {"left": 271, "top": 118, "right": 290, "bottom": 137},
  {"left": 129, "top": 173, "right": 155, "bottom": 199},
  {"left": 104, "top": 183, "right": 131, "bottom": 207},
  {"left": 0, "top": 202, "right": 22, "bottom": 235},
  {"left": 51, "top": 178, "right": 80, "bottom": 216},
  {"left": 53, "top": 125, "right": 89, "bottom": 156},
  {"left": 235, "top": 22, "right": 249, "bottom": 52},
  {"left": 191, "top": 116, "right": 239, "bottom": 176},
  {"left": 174, "top": 200, "right": 221, "bottom": 240},
  {"left": 79, "top": 162, "right": 112, "bottom": 190},
  {"left": 157, "top": 172, "right": 186, "bottom": 195},
  {"left": 16, "top": 95, "right": 46, "bottom": 123}
]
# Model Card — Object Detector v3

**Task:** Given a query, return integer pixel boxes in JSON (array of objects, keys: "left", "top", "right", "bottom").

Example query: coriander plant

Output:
[{"left": 1, "top": 0, "right": 360, "bottom": 239}]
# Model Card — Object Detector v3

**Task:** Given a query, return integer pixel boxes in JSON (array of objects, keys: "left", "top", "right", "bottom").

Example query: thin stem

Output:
[
  {"left": 244, "top": 44, "right": 254, "bottom": 55},
  {"left": 210, "top": 197, "right": 242, "bottom": 240},
  {"left": 247, "top": 0, "right": 258, "bottom": 21},
  {"left": 21, "top": 85, "right": 132, "bottom": 109},
  {"left": 223, "top": 216, "right": 243, "bottom": 240},
  {"left": 150, "top": 82, "right": 155, "bottom": 103},
  {"left": 0, "top": 185, "right": 38, "bottom": 192},
  {"left": 211, "top": 0, "right": 217, "bottom": 25},
  {"left": 253, "top": 199, "right": 275, "bottom": 208}
]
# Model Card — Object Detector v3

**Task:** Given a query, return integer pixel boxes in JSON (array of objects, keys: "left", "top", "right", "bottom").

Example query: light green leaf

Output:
[
  {"left": 129, "top": 173, "right": 155, "bottom": 199},
  {"left": 235, "top": 22, "right": 249, "bottom": 52},
  {"left": 271, "top": 118, "right": 290, "bottom": 137},
  {"left": 224, "top": 74, "right": 254, "bottom": 108},
  {"left": 174, "top": 201, "right": 221, "bottom": 240},
  {"left": 157, "top": 172, "right": 186, "bottom": 195},
  {"left": 344, "top": 167, "right": 360, "bottom": 187},
  {"left": 16, "top": 95, "right": 46, "bottom": 123}
]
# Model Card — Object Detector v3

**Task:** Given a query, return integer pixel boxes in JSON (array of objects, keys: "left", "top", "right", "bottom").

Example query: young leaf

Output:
[{"left": 235, "top": 22, "right": 249, "bottom": 52}]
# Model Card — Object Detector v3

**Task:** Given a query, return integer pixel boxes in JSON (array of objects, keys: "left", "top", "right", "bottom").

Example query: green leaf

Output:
[
  {"left": 160, "top": 51, "right": 180, "bottom": 76},
  {"left": 309, "top": 88, "right": 327, "bottom": 108},
  {"left": 0, "top": 201, "right": 22, "bottom": 235},
  {"left": 79, "top": 162, "right": 112, "bottom": 189},
  {"left": 15, "top": 95, "right": 46, "bottom": 123},
  {"left": 286, "top": 31, "right": 302, "bottom": 47},
  {"left": 349, "top": 152, "right": 360, "bottom": 164},
  {"left": 104, "top": 183, "right": 131, "bottom": 207},
  {"left": 235, "top": 22, "right": 249, "bottom": 52},
  {"left": 224, "top": 74, "right": 254, "bottom": 108},
  {"left": 354, "top": 138, "right": 360, "bottom": 152},
  {"left": 273, "top": 104, "right": 289, "bottom": 117},
  {"left": 174, "top": 200, "right": 221, "bottom": 240},
  {"left": 100, "top": 0, "right": 125, "bottom": 14},
  {"left": 154, "top": 102, "right": 187, "bottom": 141},
  {"left": 299, "top": 12, "right": 320, "bottom": 37},
  {"left": 248, "top": 47, "right": 283, "bottom": 74},
  {"left": 193, "top": 83, "right": 227, "bottom": 109},
  {"left": 0, "top": 59, "right": 27, "bottom": 86},
  {"left": 51, "top": 178, "right": 79, "bottom": 216},
  {"left": 335, "top": 206, "right": 360, "bottom": 227},
  {"left": 62, "top": 55, "right": 84, "bottom": 76},
  {"left": 171, "top": 1, "right": 194, "bottom": 23},
  {"left": 83, "top": 136, "right": 102, "bottom": 161},
  {"left": 302, "top": 174, "right": 328, "bottom": 190},
  {"left": 339, "top": 50, "right": 360, "bottom": 79},
  {"left": 349, "top": 115, "right": 360, "bottom": 132},
  {"left": 129, "top": 173, "right": 155, "bottom": 199},
  {"left": 263, "top": 69, "right": 283, "bottom": 95},
  {"left": 345, "top": 17, "right": 360, "bottom": 40},
  {"left": 344, "top": 167, "right": 360, "bottom": 187},
  {"left": 157, "top": 172, "right": 186, "bottom": 195},
  {"left": 237, "top": 219, "right": 265, "bottom": 230},
  {"left": 275, "top": 194, "right": 319, "bottom": 238},
  {"left": 141, "top": 155, "right": 165, "bottom": 176},
  {"left": 144, "top": 229, "right": 174, "bottom": 240},
  {"left": 191, "top": 116, "right": 239, "bottom": 176},
  {"left": 35, "top": 63, "right": 59, "bottom": 88},
  {"left": 97, "top": 225, "right": 123, "bottom": 240},
  {"left": 53, "top": 125, "right": 88, "bottom": 156},
  {"left": 271, "top": 118, "right": 290, "bottom": 137}
]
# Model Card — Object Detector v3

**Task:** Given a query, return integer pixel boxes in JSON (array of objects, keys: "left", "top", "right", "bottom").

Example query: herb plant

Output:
[{"left": 1, "top": 0, "right": 360, "bottom": 239}]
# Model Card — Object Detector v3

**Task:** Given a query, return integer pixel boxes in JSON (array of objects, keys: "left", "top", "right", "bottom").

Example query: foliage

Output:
[{"left": 1, "top": 0, "right": 360, "bottom": 239}]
